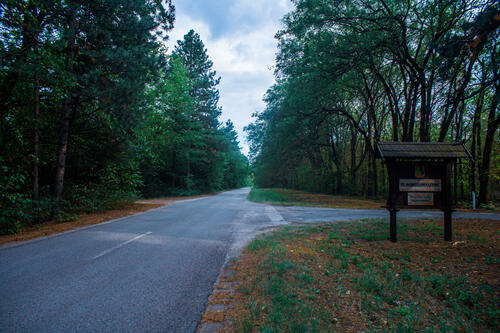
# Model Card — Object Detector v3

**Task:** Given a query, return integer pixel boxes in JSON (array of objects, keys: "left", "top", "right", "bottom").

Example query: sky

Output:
[{"left": 165, "top": 0, "right": 293, "bottom": 155}]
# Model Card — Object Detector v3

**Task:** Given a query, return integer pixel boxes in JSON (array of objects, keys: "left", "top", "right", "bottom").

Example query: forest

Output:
[
  {"left": 0, "top": 1, "right": 248, "bottom": 234},
  {"left": 246, "top": 0, "right": 499, "bottom": 206}
]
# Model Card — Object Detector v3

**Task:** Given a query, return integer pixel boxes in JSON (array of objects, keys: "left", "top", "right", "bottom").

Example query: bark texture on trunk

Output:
[
  {"left": 32, "top": 37, "right": 40, "bottom": 224},
  {"left": 479, "top": 84, "right": 499, "bottom": 205},
  {"left": 54, "top": 20, "right": 77, "bottom": 204},
  {"left": 33, "top": 48, "right": 40, "bottom": 202}
]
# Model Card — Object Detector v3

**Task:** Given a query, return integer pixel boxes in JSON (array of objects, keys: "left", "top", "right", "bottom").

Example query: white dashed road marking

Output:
[{"left": 92, "top": 232, "right": 152, "bottom": 259}]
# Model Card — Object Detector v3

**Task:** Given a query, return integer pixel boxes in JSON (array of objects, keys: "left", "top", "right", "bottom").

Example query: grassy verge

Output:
[
  {"left": 223, "top": 219, "right": 499, "bottom": 332},
  {"left": 248, "top": 188, "right": 499, "bottom": 212},
  {"left": 248, "top": 188, "right": 385, "bottom": 209}
]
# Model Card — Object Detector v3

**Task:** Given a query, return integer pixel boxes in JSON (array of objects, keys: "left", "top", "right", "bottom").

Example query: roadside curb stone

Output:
[{"left": 197, "top": 265, "right": 238, "bottom": 332}]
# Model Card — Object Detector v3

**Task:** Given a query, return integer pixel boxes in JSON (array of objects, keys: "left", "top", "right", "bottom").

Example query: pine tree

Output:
[
  {"left": 173, "top": 30, "right": 224, "bottom": 190},
  {"left": 174, "top": 29, "right": 221, "bottom": 130}
]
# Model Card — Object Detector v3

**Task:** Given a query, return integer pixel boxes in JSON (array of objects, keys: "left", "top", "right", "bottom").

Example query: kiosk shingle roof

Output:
[{"left": 376, "top": 142, "right": 471, "bottom": 160}]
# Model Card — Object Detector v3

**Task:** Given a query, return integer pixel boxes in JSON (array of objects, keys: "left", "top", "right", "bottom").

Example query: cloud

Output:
[
  {"left": 165, "top": 13, "right": 212, "bottom": 52},
  {"left": 166, "top": 0, "right": 293, "bottom": 155}
]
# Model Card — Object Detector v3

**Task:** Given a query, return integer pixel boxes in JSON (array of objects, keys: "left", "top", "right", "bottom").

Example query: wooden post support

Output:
[
  {"left": 387, "top": 163, "right": 399, "bottom": 242},
  {"left": 444, "top": 210, "right": 452, "bottom": 241},
  {"left": 390, "top": 209, "right": 398, "bottom": 242},
  {"left": 443, "top": 161, "right": 453, "bottom": 241}
]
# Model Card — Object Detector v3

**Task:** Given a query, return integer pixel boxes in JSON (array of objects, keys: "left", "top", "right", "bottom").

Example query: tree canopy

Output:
[
  {"left": 247, "top": 0, "right": 499, "bottom": 204},
  {"left": 0, "top": 1, "right": 248, "bottom": 234}
]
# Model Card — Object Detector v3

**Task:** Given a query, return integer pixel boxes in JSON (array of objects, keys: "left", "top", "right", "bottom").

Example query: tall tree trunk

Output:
[
  {"left": 349, "top": 125, "right": 357, "bottom": 193},
  {"left": 402, "top": 81, "right": 416, "bottom": 142},
  {"left": 54, "top": 20, "right": 77, "bottom": 204},
  {"left": 440, "top": 10, "right": 500, "bottom": 142},
  {"left": 459, "top": 161, "right": 464, "bottom": 201},
  {"left": 363, "top": 164, "right": 369, "bottom": 198},
  {"left": 456, "top": 101, "right": 465, "bottom": 202},
  {"left": 329, "top": 130, "right": 342, "bottom": 194},
  {"left": 33, "top": 38, "right": 40, "bottom": 223},
  {"left": 408, "top": 88, "right": 418, "bottom": 141},
  {"left": 439, "top": 58, "right": 476, "bottom": 142},
  {"left": 371, "top": 153, "right": 378, "bottom": 197},
  {"left": 479, "top": 84, "right": 500, "bottom": 205},
  {"left": 54, "top": 94, "right": 72, "bottom": 202},
  {"left": 336, "top": 166, "right": 342, "bottom": 194},
  {"left": 31, "top": 6, "right": 47, "bottom": 223},
  {"left": 470, "top": 76, "right": 485, "bottom": 194},
  {"left": 419, "top": 74, "right": 431, "bottom": 141}
]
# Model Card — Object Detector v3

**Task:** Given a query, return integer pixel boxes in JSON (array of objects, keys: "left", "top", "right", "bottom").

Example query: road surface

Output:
[{"left": 1, "top": 187, "right": 499, "bottom": 332}]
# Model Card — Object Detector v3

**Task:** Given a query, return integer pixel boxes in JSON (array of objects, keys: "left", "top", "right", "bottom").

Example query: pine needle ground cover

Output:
[
  {"left": 248, "top": 188, "right": 385, "bottom": 209},
  {"left": 222, "top": 219, "right": 499, "bottom": 332}
]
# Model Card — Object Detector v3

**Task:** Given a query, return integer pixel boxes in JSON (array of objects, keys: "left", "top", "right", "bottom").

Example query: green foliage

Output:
[
  {"left": 66, "top": 162, "right": 142, "bottom": 212},
  {"left": 0, "top": 3, "right": 248, "bottom": 234},
  {"left": 136, "top": 34, "right": 249, "bottom": 198},
  {"left": 0, "top": 163, "right": 31, "bottom": 234},
  {"left": 246, "top": 0, "right": 500, "bottom": 202},
  {"left": 247, "top": 188, "right": 292, "bottom": 204}
]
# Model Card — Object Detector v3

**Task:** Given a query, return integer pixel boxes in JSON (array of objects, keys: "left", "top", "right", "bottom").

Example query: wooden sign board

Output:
[
  {"left": 389, "top": 163, "right": 444, "bottom": 209},
  {"left": 407, "top": 192, "right": 434, "bottom": 206},
  {"left": 399, "top": 179, "right": 441, "bottom": 192},
  {"left": 377, "top": 142, "right": 471, "bottom": 243}
]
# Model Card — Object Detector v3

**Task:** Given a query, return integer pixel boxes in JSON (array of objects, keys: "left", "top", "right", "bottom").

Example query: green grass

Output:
[
  {"left": 242, "top": 235, "right": 324, "bottom": 332},
  {"left": 246, "top": 187, "right": 384, "bottom": 209},
  {"left": 232, "top": 220, "right": 499, "bottom": 332},
  {"left": 247, "top": 188, "right": 297, "bottom": 204}
]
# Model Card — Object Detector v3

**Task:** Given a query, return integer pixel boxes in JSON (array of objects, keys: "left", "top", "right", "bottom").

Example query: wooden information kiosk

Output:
[{"left": 376, "top": 142, "right": 471, "bottom": 242}]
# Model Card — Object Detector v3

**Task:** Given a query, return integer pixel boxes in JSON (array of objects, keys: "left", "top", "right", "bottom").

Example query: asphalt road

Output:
[{"left": 1, "top": 187, "right": 499, "bottom": 332}]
